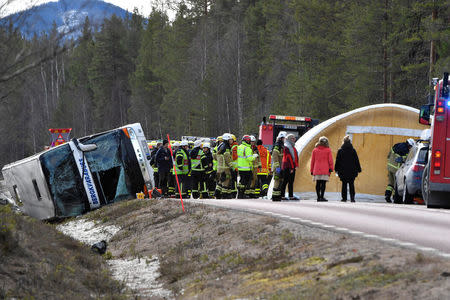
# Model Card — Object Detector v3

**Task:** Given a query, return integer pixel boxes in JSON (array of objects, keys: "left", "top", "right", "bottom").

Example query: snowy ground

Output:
[{"left": 56, "top": 218, "right": 173, "bottom": 299}]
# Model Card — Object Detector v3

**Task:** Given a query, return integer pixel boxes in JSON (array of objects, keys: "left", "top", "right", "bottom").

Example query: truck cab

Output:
[
  {"left": 259, "top": 115, "right": 317, "bottom": 149},
  {"left": 420, "top": 72, "right": 450, "bottom": 208}
]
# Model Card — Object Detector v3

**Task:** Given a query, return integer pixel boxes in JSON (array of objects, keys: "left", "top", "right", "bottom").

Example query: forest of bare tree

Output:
[{"left": 0, "top": 0, "right": 448, "bottom": 168}]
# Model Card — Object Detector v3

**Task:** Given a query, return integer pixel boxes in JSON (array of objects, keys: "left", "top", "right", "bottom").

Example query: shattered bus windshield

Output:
[
  {"left": 81, "top": 130, "right": 144, "bottom": 204},
  {"left": 40, "top": 144, "right": 88, "bottom": 217}
]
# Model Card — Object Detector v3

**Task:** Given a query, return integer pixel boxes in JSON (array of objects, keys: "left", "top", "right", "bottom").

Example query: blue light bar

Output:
[{"left": 447, "top": 100, "right": 450, "bottom": 107}]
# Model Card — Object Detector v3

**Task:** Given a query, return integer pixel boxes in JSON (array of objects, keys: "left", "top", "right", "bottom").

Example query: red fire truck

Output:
[
  {"left": 420, "top": 72, "right": 450, "bottom": 208},
  {"left": 258, "top": 115, "right": 317, "bottom": 149}
]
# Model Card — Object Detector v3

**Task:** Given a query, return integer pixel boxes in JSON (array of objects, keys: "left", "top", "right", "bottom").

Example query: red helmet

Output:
[{"left": 242, "top": 135, "right": 251, "bottom": 144}]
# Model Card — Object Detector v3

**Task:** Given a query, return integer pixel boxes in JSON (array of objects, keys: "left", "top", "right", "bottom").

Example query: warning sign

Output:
[{"left": 49, "top": 128, "right": 72, "bottom": 147}]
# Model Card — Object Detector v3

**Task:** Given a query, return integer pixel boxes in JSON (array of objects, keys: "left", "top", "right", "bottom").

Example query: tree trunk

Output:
[{"left": 236, "top": 19, "right": 243, "bottom": 137}]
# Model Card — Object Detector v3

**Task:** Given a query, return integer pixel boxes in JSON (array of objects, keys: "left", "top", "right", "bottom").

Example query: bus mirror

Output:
[
  {"left": 79, "top": 143, "right": 97, "bottom": 152},
  {"left": 72, "top": 138, "right": 97, "bottom": 152},
  {"left": 419, "top": 104, "right": 431, "bottom": 125}
]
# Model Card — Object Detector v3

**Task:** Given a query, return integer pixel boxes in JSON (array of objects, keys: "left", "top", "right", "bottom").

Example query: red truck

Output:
[
  {"left": 258, "top": 115, "right": 317, "bottom": 150},
  {"left": 420, "top": 72, "right": 450, "bottom": 208}
]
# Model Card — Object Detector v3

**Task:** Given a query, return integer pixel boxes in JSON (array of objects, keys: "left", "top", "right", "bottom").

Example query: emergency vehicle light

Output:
[
  {"left": 447, "top": 100, "right": 450, "bottom": 107},
  {"left": 435, "top": 150, "right": 441, "bottom": 158},
  {"left": 269, "top": 115, "right": 311, "bottom": 122}
]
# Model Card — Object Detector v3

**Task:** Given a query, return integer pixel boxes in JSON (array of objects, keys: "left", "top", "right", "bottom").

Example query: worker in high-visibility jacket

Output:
[
  {"left": 167, "top": 142, "right": 180, "bottom": 196},
  {"left": 175, "top": 140, "right": 191, "bottom": 198},
  {"left": 256, "top": 139, "right": 271, "bottom": 198},
  {"left": 202, "top": 142, "right": 215, "bottom": 198},
  {"left": 385, "top": 138, "right": 414, "bottom": 203},
  {"left": 230, "top": 134, "right": 239, "bottom": 198},
  {"left": 212, "top": 136, "right": 222, "bottom": 185},
  {"left": 190, "top": 140, "right": 206, "bottom": 199},
  {"left": 249, "top": 135, "right": 261, "bottom": 198},
  {"left": 215, "top": 133, "right": 234, "bottom": 199},
  {"left": 237, "top": 135, "right": 258, "bottom": 198},
  {"left": 271, "top": 131, "right": 287, "bottom": 201}
]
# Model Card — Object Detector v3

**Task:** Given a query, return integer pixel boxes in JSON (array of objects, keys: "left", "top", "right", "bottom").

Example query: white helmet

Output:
[
  {"left": 194, "top": 140, "right": 202, "bottom": 148},
  {"left": 203, "top": 142, "right": 211, "bottom": 149},
  {"left": 172, "top": 142, "right": 180, "bottom": 147},
  {"left": 407, "top": 138, "right": 415, "bottom": 147},
  {"left": 277, "top": 131, "right": 287, "bottom": 139},
  {"left": 222, "top": 133, "right": 233, "bottom": 141},
  {"left": 180, "top": 140, "right": 189, "bottom": 147},
  {"left": 250, "top": 135, "right": 256, "bottom": 142}
]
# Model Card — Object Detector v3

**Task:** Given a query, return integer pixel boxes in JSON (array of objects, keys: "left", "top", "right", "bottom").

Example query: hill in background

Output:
[{"left": 1, "top": 0, "right": 129, "bottom": 39}]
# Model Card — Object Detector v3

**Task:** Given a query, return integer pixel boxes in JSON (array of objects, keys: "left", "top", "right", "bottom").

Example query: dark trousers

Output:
[
  {"left": 158, "top": 171, "right": 171, "bottom": 196},
  {"left": 191, "top": 171, "right": 207, "bottom": 199},
  {"left": 315, "top": 180, "right": 327, "bottom": 199},
  {"left": 257, "top": 174, "right": 271, "bottom": 197},
  {"left": 341, "top": 179, "right": 355, "bottom": 200},
  {"left": 281, "top": 170, "right": 295, "bottom": 198},
  {"left": 238, "top": 171, "right": 252, "bottom": 198},
  {"left": 175, "top": 174, "right": 189, "bottom": 197}
]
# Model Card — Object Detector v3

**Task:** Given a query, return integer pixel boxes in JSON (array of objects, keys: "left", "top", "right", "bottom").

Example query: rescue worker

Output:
[
  {"left": 155, "top": 140, "right": 172, "bottom": 197},
  {"left": 249, "top": 135, "right": 261, "bottom": 198},
  {"left": 175, "top": 140, "right": 191, "bottom": 198},
  {"left": 215, "top": 133, "right": 234, "bottom": 199},
  {"left": 202, "top": 143, "right": 215, "bottom": 198},
  {"left": 385, "top": 138, "right": 415, "bottom": 203},
  {"left": 230, "top": 134, "right": 239, "bottom": 198},
  {"left": 271, "top": 131, "right": 287, "bottom": 201},
  {"left": 237, "top": 135, "right": 257, "bottom": 198},
  {"left": 212, "top": 136, "right": 222, "bottom": 192},
  {"left": 167, "top": 141, "right": 180, "bottom": 196},
  {"left": 190, "top": 140, "right": 206, "bottom": 199},
  {"left": 150, "top": 140, "right": 162, "bottom": 187},
  {"left": 256, "top": 139, "right": 271, "bottom": 198}
]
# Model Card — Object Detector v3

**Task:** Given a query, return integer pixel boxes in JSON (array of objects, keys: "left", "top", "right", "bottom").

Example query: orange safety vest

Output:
[{"left": 257, "top": 145, "right": 271, "bottom": 175}]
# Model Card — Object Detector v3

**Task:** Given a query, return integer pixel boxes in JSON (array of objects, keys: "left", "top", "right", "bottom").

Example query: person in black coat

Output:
[
  {"left": 334, "top": 135, "right": 361, "bottom": 202},
  {"left": 156, "top": 140, "right": 173, "bottom": 196}
]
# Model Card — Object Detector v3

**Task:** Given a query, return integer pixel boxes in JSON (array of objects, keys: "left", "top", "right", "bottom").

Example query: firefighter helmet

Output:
[
  {"left": 407, "top": 138, "right": 415, "bottom": 147},
  {"left": 180, "top": 140, "right": 188, "bottom": 147},
  {"left": 217, "top": 136, "right": 223, "bottom": 142},
  {"left": 194, "top": 140, "right": 202, "bottom": 148},
  {"left": 231, "top": 134, "right": 236, "bottom": 141},
  {"left": 203, "top": 142, "right": 211, "bottom": 149},
  {"left": 250, "top": 135, "right": 256, "bottom": 142},
  {"left": 277, "top": 131, "right": 287, "bottom": 139},
  {"left": 242, "top": 135, "right": 251, "bottom": 144},
  {"left": 222, "top": 133, "right": 233, "bottom": 141}
]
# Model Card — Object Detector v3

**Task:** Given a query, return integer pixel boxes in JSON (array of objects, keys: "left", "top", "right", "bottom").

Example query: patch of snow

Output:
[
  {"left": 56, "top": 219, "right": 120, "bottom": 245},
  {"left": 56, "top": 218, "right": 173, "bottom": 299},
  {"left": 108, "top": 257, "right": 173, "bottom": 299}
]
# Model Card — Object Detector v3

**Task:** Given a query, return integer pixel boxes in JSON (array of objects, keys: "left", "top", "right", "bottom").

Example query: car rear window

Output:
[{"left": 417, "top": 148, "right": 429, "bottom": 164}]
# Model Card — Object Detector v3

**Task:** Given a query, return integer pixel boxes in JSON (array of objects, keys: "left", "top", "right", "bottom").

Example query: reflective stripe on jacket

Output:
[
  {"left": 237, "top": 142, "right": 255, "bottom": 171},
  {"left": 175, "top": 149, "right": 190, "bottom": 175},
  {"left": 257, "top": 145, "right": 271, "bottom": 175}
]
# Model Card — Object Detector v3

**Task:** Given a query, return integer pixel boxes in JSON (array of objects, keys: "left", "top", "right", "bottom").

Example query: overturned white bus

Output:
[{"left": 1, "top": 123, "right": 155, "bottom": 220}]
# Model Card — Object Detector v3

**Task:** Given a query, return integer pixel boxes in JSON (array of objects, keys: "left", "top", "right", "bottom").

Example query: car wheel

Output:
[
  {"left": 393, "top": 182, "right": 402, "bottom": 204},
  {"left": 403, "top": 181, "right": 414, "bottom": 204}
]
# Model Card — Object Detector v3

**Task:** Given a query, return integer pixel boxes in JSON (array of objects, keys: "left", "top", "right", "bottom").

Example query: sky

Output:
[{"left": 0, "top": 0, "right": 163, "bottom": 18}]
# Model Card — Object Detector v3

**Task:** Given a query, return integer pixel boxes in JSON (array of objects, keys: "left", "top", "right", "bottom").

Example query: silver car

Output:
[{"left": 394, "top": 141, "right": 429, "bottom": 204}]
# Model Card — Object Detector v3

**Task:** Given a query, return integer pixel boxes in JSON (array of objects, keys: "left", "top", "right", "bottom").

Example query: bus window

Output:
[
  {"left": 32, "top": 179, "right": 42, "bottom": 201},
  {"left": 40, "top": 144, "right": 88, "bottom": 217},
  {"left": 82, "top": 130, "right": 144, "bottom": 204}
]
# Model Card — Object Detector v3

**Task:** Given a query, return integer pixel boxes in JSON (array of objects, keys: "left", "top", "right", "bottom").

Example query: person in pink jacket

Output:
[{"left": 310, "top": 136, "right": 334, "bottom": 201}]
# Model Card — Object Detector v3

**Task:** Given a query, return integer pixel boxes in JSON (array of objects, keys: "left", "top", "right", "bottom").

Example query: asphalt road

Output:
[{"left": 187, "top": 197, "right": 450, "bottom": 256}]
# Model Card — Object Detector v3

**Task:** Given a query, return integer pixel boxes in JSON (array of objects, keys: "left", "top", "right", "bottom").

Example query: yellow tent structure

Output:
[{"left": 293, "top": 104, "right": 429, "bottom": 196}]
